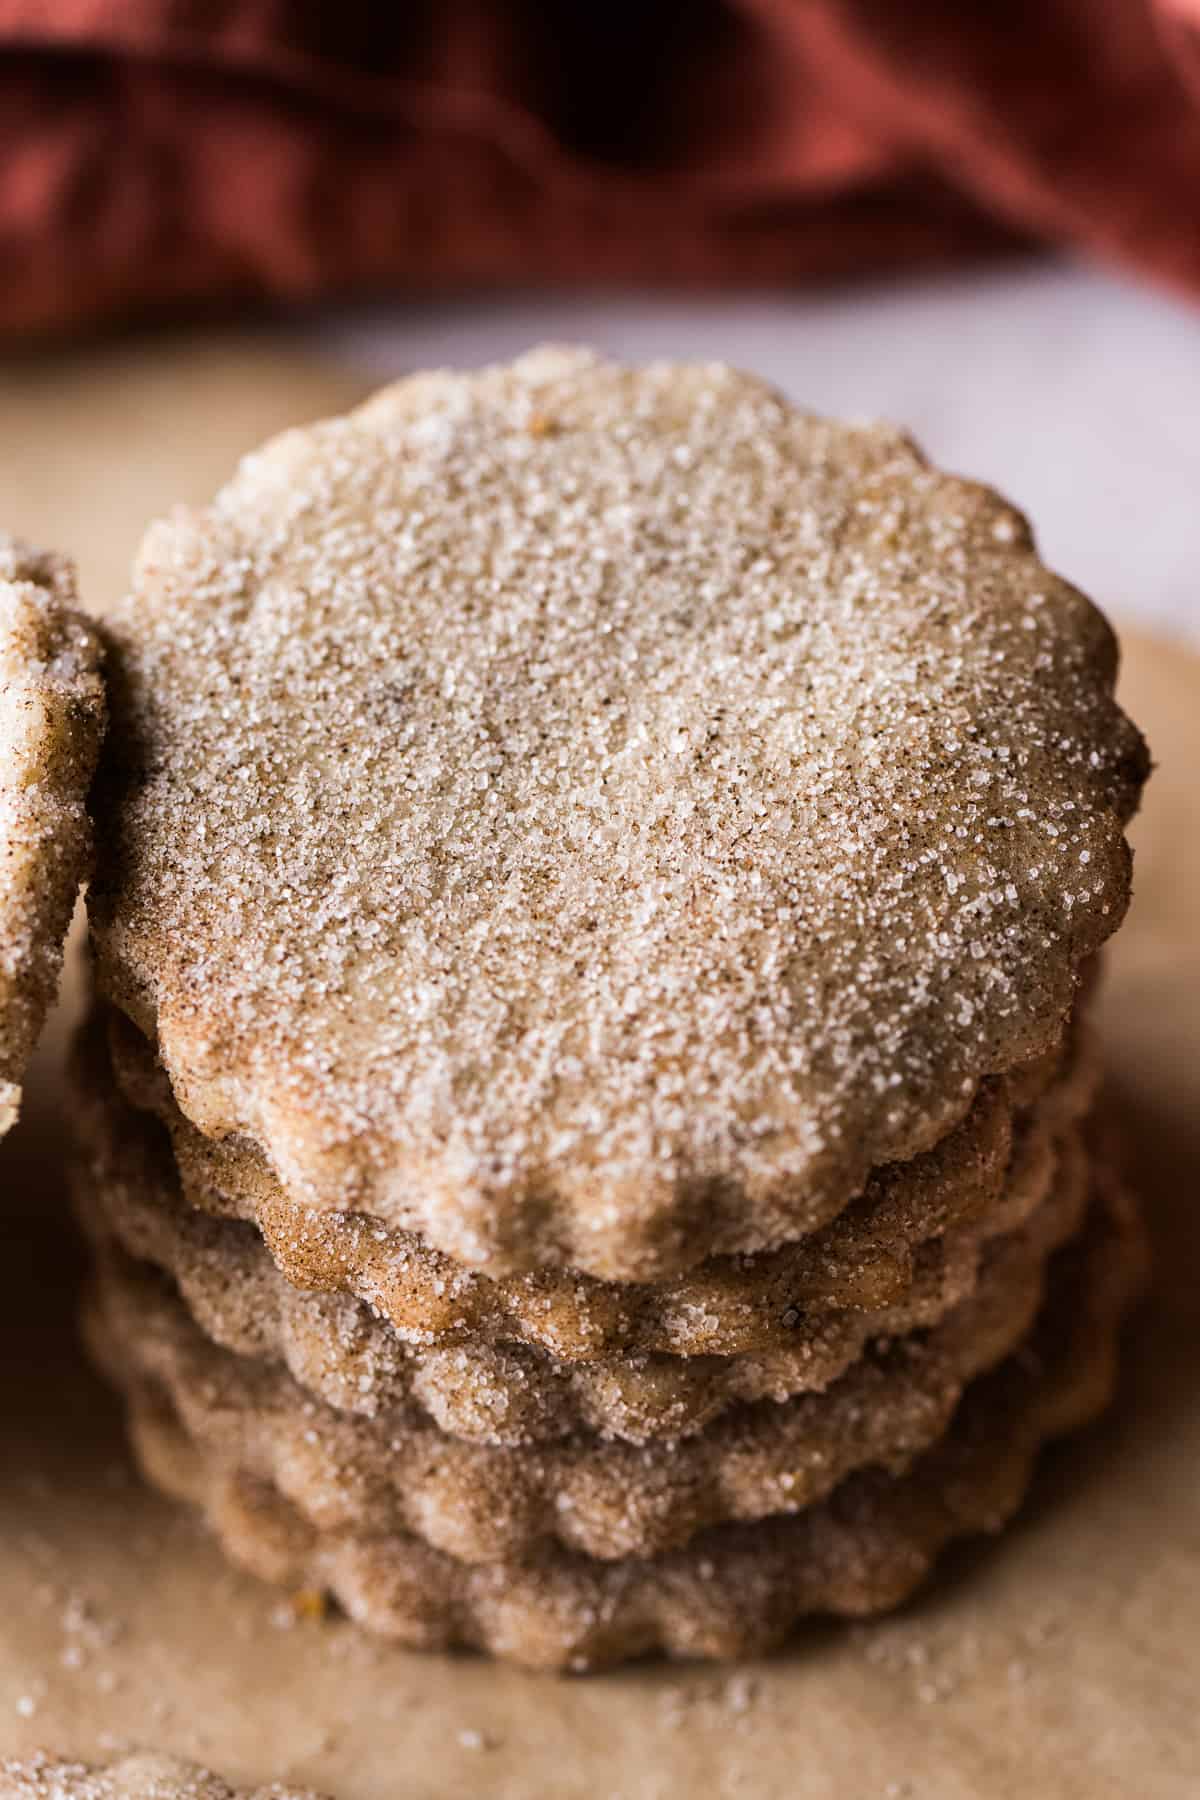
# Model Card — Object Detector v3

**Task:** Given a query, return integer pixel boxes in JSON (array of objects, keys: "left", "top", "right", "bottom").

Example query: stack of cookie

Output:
[{"left": 70, "top": 350, "right": 1149, "bottom": 1670}]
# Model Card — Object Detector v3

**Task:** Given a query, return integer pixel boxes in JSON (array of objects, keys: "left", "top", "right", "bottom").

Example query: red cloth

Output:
[{"left": 2, "top": 1, "right": 1199, "bottom": 337}]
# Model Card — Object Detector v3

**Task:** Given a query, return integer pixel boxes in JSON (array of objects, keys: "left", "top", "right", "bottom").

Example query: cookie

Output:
[
  {"left": 105, "top": 995, "right": 1087, "bottom": 1307},
  {"left": 0, "top": 536, "right": 105, "bottom": 1135},
  {"left": 0, "top": 1752, "right": 328, "bottom": 1799},
  {"left": 86, "top": 348, "right": 1146, "bottom": 1280},
  {"left": 116, "top": 1166, "right": 1146, "bottom": 1669},
  {"left": 74, "top": 1021, "right": 1093, "bottom": 1445},
  {"left": 84, "top": 1136, "right": 1091, "bottom": 1566},
  {"left": 89, "top": 1006, "right": 1092, "bottom": 1361},
  {"left": 74, "top": 1099, "right": 1077, "bottom": 1448}
]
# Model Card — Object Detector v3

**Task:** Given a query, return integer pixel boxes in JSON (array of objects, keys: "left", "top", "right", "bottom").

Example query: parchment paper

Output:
[{"left": 0, "top": 337, "right": 1195, "bottom": 1799}]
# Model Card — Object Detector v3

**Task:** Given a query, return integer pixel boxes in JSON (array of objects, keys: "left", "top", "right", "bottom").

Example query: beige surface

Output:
[{"left": 0, "top": 339, "right": 1196, "bottom": 1797}]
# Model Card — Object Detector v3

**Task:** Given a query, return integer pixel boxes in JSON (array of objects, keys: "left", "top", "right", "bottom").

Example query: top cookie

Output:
[
  {"left": 1, "top": 536, "right": 105, "bottom": 1137},
  {"left": 88, "top": 349, "right": 1146, "bottom": 1280}
]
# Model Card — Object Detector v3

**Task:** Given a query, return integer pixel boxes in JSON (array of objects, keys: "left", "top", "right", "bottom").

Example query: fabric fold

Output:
[{"left": 1, "top": 0, "right": 1198, "bottom": 335}]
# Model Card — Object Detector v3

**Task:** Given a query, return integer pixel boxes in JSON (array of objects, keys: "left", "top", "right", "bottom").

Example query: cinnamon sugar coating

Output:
[
  {"left": 78, "top": 1005, "right": 1093, "bottom": 1361},
  {"left": 87, "top": 350, "right": 1146, "bottom": 1278},
  {"left": 114, "top": 1168, "right": 1146, "bottom": 1670},
  {"left": 0, "top": 536, "right": 105, "bottom": 1135},
  {"left": 73, "top": 1008, "right": 1096, "bottom": 1444},
  {"left": 84, "top": 1140, "right": 1090, "bottom": 1565}
]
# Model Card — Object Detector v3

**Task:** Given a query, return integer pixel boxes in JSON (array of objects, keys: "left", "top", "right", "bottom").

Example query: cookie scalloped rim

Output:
[
  {"left": 88, "top": 349, "right": 1147, "bottom": 1275},
  {"left": 0, "top": 534, "right": 105, "bottom": 1136}
]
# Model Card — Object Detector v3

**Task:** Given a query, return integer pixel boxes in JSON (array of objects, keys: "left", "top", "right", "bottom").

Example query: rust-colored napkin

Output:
[{"left": 2, "top": 0, "right": 1200, "bottom": 337}]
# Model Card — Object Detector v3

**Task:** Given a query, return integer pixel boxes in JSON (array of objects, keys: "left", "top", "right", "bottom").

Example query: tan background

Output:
[{"left": 0, "top": 339, "right": 1196, "bottom": 1799}]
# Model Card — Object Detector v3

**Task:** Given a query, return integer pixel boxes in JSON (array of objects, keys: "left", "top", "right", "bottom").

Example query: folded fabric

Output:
[{"left": 1, "top": 0, "right": 1198, "bottom": 336}]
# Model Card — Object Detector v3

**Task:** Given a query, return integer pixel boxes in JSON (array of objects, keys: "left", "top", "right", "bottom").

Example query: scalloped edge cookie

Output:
[
  {"left": 73, "top": 1026, "right": 1095, "bottom": 1443},
  {"left": 115, "top": 1163, "right": 1146, "bottom": 1669},
  {"left": 82, "top": 1006, "right": 1096, "bottom": 1360},
  {"left": 86, "top": 350, "right": 1148, "bottom": 1279},
  {"left": 84, "top": 1139, "right": 1090, "bottom": 1566},
  {"left": 1, "top": 536, "right": 104, "bottom": 1135}
]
